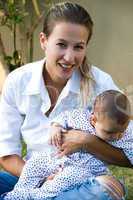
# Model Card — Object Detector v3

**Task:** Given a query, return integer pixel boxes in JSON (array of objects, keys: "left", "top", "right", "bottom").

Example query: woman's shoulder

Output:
[
  {"left": 1, "top": 59, "right": 45, "bottom": 99},
  {"left": 4, "top": 59, "right": 44, "bottom": 89},
  {"left": 7, "top": 59, "right": 44, "bottom": 80},
  {"left": 90, "top": 65, "right": 119, "bottom": 91},
  {"left": 91, "top": 65, "right": 112, "bottom": 80}
]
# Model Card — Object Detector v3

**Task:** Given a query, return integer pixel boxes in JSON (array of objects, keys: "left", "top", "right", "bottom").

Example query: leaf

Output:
[
  {"left": 13, "top": 50, "right": 19, "bottom": 60},
  {"left": 4, "top": 55, "right": 12, "bottom": 62}
]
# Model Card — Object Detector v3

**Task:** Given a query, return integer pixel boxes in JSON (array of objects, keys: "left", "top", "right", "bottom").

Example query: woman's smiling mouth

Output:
[{"left": 58, "top": 63, "right": 74, "bottom": 69}]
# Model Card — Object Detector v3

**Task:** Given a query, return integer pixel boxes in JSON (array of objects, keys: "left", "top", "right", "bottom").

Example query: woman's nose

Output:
[{"left": 63, "top": 49, "right": 75, "bottom": 64}]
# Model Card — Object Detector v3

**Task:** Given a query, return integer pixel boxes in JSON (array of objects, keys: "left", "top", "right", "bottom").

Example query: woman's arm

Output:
[
  {"left": 0, "top": 155, "right": 25, "bottom": 177},
  {"left": 0, "top": 73, "right": 25, "bottom": 177},
  {"left": 58, "top": 130, "right": 132, "bottom": 168},
  {"left": 82, "top": 133, "right": 132, "bottom": 167}
]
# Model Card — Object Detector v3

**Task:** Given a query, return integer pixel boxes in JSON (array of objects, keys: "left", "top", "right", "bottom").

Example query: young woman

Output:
[{"left": 0, "top": 2, "right": 132, "bottom": 199}]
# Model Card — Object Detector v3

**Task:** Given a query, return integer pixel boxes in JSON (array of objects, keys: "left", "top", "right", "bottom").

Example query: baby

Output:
[{"left": 2, "top": 90, "right": 131, "bottom": 200}]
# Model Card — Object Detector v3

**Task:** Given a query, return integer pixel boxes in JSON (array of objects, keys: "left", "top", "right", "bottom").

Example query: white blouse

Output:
[{"left": 0, "top": 59, "right": 120, "bottom": 159}]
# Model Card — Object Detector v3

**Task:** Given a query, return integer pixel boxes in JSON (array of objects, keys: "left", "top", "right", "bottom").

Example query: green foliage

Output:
[
  {"left": 0, "top": 0, "right": 28, "bottom": 71},
  {"left": 22, "top": 139, "right": 27, "bottom": 158},
  {"left": 0, "top": 0, "right": 28, "bottom": 30},
  {"left": 110, "top": 166, "right": 133, "bottom": 200},
  {"left": 4, "top": 50, "right": 24, "bottom": 71},
  {"left": 0, "top": 0, "right": 52, "bottom": 71}
]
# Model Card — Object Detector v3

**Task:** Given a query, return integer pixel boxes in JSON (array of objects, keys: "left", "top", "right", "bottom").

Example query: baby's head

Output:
[{"left": 90, "top": 90, "right": 131, "bottom": 141}]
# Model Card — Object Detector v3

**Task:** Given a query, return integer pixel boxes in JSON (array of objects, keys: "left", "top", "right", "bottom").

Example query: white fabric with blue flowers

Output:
[{"left": 3, "top": 109, "right": 133, "bottom": 200}]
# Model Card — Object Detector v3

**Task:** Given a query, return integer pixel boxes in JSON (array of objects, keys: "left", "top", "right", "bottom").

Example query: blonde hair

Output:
[
  {"left": 43, "top": 2, "right": 93, "bottom": 42},
  {"left": 80, "top": 57, "right": 95, "bottom": 107}
]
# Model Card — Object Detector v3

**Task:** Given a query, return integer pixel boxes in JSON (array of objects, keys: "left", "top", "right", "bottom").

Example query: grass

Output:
[{"left": 110, "top": 166, "right": 133, "bottom": 200}]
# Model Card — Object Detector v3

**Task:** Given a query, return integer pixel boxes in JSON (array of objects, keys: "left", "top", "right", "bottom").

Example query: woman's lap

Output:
[
  {"left": 53, "top": 178, "right": 116, "bottom": 200},
  {"left": 0, "top": 171, "right": 125, "bottom": 200}
]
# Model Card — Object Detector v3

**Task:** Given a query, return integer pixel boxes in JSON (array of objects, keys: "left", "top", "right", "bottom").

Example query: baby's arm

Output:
[
  {"left": 49, "top": 111, "right": 69, "bottom": 148},
  {"left": 49, "top": 123, "right": 66, "bottom": 147}
]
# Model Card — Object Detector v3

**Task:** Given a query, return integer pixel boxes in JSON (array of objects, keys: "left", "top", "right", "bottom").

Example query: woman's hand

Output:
[
  {"left": 57, "top": 129, "right": 132, "bottom": 167},
  {"left": 57, "top": 129, "right": 86, "bottom": 157}
]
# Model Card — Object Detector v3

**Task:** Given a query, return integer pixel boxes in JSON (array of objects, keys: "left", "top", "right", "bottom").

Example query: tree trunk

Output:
[{"left": 0, "top": 32, "right": 9, "bottom": 73}]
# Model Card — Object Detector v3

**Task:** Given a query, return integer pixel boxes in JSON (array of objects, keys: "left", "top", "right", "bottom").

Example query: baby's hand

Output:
[{"left": 49, "top": 123, "right": 66, "bottom": 148}]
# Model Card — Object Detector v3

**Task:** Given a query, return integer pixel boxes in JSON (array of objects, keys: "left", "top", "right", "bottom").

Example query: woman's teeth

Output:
[{"left": 61, "top": 64, "right": 72, "bottom": 69}]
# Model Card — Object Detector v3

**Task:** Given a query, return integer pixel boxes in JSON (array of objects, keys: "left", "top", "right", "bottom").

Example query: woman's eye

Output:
[
  {"left": 74, "top": 45, "right": 84, "bottom": 50},
  {"left": 56, "top": 43, "right": 66, "bottom": 48}
]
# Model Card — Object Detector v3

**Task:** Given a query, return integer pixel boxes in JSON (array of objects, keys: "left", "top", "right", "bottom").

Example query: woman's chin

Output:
[
  {"left": 61, "top": 69, "right": 74, "bottom": 79},
  {"left": 61, "top": 72, "right": 73, "bottom": 80}
]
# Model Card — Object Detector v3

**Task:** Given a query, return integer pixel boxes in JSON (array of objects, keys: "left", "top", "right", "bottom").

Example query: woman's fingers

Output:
[
  {"left": 57, "top": 130, "right": 86, "bottom": 157},
  {"left": 57, "top": 148, "right": 68, "bottom": 158}
]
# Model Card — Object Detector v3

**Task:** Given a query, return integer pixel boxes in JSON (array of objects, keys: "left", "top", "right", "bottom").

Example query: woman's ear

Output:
[
  {"left": 90, "top": 113, "right": 97, "bottom": 127},
  {"left": 39, "top": 32, "right": 47, "bottom": 50}
]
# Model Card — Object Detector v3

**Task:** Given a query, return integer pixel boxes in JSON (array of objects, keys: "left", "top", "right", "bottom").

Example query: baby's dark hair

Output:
[{"left": 93, "top": 90, "right": 131, "bottom": 125}]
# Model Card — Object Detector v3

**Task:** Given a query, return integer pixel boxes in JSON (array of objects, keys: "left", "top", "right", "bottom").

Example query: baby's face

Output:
[{"left": 91, "top": 114, "right": 128, "bottom": 141}]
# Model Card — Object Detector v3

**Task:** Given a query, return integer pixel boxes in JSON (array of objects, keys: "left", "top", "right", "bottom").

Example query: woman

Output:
[{"left": 0, "top": 2, "right": 132, "bottom": 199}]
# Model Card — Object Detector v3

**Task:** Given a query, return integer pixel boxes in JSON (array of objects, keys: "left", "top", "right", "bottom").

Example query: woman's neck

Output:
[
  {"left": 43, "top": 67, "right": 67, "bottom": 116},
  {"left": 43, "top": 67, "right": 67, "bottom": 92}
]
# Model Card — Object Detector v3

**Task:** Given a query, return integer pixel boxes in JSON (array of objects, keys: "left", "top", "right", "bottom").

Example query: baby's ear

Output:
[{"left": 90, "top": 113, "right": 96, "bottom": 127}]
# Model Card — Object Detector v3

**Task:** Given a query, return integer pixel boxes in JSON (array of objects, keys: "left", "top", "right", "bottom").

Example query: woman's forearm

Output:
[
  {"left": 82, "top": 134, "right": 132, "bottom": 167},
  {"left": 0, "top": 154, "right": 25, "bottom": 177}
]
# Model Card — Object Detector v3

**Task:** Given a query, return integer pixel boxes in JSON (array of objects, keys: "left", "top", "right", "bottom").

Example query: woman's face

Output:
[{"left": 40, "top": 22, "right": 89, "bottom": 83}]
